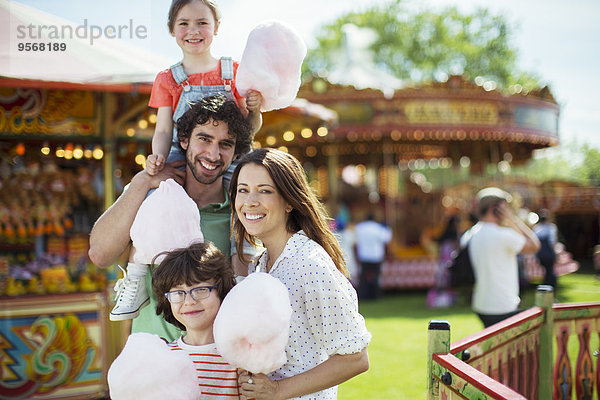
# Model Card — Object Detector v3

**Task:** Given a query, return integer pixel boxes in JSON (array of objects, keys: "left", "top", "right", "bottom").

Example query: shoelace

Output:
[{"left": 113, "top": 265, "right": 141, "bottom": 306}]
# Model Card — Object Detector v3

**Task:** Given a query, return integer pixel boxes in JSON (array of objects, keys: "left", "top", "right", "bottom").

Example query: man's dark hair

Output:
[
  {"left": 152, "top": 241, "right": 236, "bottom": 331},
  {"left": 175, "top": 95, "right": 253, "bottom": 156}
]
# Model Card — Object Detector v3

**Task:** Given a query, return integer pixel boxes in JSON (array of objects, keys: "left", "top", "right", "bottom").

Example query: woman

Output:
[{"left": 230, "top": 148, "right": 371, "bottom": 399}]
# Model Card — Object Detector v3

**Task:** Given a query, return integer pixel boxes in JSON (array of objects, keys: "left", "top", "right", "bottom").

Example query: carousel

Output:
[{"left": 252, "top": 67, "right": 582, "bottom": 289}]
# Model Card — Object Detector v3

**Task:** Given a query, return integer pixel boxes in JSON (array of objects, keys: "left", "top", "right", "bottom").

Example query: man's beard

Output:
[{"left": 186, "top": 152, "right": 228, "bottom": 185}]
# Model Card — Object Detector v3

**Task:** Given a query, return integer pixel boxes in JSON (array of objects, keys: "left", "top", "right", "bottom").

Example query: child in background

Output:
[
  {"left": 146, "top": 0, "right": 262, "bottom": 176},
  {"left": 152, "top": 241, "right": 240, "bottom": 398}
]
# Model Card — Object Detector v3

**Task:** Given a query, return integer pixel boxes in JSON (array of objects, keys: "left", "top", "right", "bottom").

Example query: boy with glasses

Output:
[{"left": 152, "top": 241, "right": 241, "bottom": 398}]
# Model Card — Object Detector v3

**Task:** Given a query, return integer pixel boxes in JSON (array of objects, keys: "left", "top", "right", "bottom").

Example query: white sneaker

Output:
[{"left": 110, "top": 264, "right": 150, "bottom": 321}]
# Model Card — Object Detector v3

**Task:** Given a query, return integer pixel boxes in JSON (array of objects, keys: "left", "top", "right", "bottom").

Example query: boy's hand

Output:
[
  {"left": 246, "top": 90, "right": 263, "bottom": 113},
  {"left": 146, "top": 154, "right": 166, "bottom": 176}
]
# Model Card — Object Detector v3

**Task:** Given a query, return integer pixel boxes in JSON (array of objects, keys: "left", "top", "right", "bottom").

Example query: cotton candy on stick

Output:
[
  {"left": 213, "top": 272, "right": 292, "bottom": 374},
  {"left": 107, "top": 333, "right": 199, "bottom": 400},
  {"left": 130, "top": 179, "right": 203, "bottom": 265},
  {"left": 236, "top": 20, "right": 307, "bottom": 112}
]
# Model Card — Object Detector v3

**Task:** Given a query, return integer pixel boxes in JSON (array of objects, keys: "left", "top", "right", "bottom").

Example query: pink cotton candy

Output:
[
  {"left": 107, "top": 333, "right": 199, "bottom": 400},
  {"left": 213, "top": 272, "right": 292, "bottom": 374},
  {"left": 236, "top": 20, "right": 307, "bottom": 112},
  {"left": 130, "top": 179, "right": 203, "bottom": 265}
]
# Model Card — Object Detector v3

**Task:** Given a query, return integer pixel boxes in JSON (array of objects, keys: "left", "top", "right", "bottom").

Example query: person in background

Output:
[
  {"left": 427, "top": 215, "right": 460, "bottom": 308},
  {"left": 339, "top": 220, "right": 359, "bottom": 287},
  {"left": 435, "top": 215, "right": 460, "bottom": 289},
  {"left": 533, "top": 208, "right": 559, "bottom": 289},
  {"left": 466, "top": 187, "right": 541, "bottom": 328},
  {"left": 354, "top": 212, "right": 392, "bottom": 300}
]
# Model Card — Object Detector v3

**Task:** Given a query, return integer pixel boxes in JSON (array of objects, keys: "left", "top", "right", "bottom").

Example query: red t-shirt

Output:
[{"left": 149, "top": 61, "right": 242, "bottom": 110}]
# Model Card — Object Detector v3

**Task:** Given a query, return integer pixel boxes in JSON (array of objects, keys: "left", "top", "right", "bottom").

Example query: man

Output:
[
  {"left": 465, "top": 187, "right": 541, "bottom": 328},
  {"left": 354, "top": 213, "right": 392, "bottom": 300},
  {"left": 89, "top": 95, "right": 254, "bottom": 340}
]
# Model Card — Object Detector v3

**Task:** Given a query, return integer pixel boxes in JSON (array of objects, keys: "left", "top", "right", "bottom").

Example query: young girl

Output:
[
  {"left": 146, "top": 0, "right": 262, "bottom": 176},
  {"left": 230, "top": 148, "right": 371, "bottom": 399},
  {"left": 152, "top": 241, "right": 241, "bottom": 398}
]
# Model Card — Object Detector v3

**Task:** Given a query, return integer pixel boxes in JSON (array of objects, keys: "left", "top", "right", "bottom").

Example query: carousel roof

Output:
[{"left": 267, "top": 74, "right": 562, "bottom": 169}]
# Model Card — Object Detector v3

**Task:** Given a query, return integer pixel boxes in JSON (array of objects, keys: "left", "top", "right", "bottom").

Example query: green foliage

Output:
[
  {"left": 576, "top": 143, "right": 600, "bottom": 186},
  {"left": 512, "top": 141, "right": 600, "bottom": 186},
  {"left": 304, "top": 0, "right": 541, "bottom": 89}
]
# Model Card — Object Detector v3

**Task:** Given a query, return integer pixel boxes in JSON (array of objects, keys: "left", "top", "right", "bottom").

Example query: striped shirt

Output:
[{"left": 168, "top": 338, "right": 241, "bottom": 398}]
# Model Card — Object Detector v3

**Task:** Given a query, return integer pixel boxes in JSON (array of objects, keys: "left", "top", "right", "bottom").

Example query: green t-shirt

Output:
[{"left": 131, "top": 188, "right": 232, "bottom": 341}]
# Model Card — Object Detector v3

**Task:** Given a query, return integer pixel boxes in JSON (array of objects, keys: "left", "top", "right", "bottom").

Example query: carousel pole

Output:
[
  {"left": 383, "top": 150, "right": 395, "bottom": 233},
  {"left": 99, "top": 91, "right": 130, "bottom": 369},
  {"left": 101, "top": 92, "right": 117, "bottom": 210},
  {"left": 327, "top": 149, "right": 339, "bottom": 210}
]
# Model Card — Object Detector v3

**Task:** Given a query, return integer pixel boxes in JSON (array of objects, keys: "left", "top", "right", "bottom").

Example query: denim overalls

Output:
[{"left": 162, "top": 57, "right": 253, "bottom": 258}]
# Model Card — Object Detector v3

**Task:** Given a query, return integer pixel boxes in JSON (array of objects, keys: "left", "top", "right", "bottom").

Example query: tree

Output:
[
  {"left": 574, "top": 144, "right": 600, "bottom": 186},
  {"left": 509, "top": 141, "right": 600, "bottom": 186},
  {"left": 304, "top": 0, "right": 540, "bottom": 89}
]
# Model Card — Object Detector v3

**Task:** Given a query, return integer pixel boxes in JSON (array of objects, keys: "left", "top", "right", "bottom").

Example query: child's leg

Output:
[
  {"left": 166, "top": 143, "right": 185, "bottom": 164},
  {"left": 110, "top": 262, "right": 150, "bottom": 321}
]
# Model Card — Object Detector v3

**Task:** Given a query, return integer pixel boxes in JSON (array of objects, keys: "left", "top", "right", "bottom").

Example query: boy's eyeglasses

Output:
[{"left": 164, "top": 286, "right": 218, "bottom": 303}]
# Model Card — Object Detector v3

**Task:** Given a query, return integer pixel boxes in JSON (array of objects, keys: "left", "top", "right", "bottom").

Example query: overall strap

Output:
[
  {"left": 220, "top": 57, "right": 234, "bottom": 81},
  {"left": 170, "top": 62, "right": 189, "bottom": 85}
]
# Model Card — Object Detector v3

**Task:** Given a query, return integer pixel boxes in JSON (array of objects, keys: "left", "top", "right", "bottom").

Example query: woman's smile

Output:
[
  {"left": 235, "top": 163, "right": 291, "bottom": 246},
  {"left": 244, "top": 212, "right": 266, "bottom": 221}
]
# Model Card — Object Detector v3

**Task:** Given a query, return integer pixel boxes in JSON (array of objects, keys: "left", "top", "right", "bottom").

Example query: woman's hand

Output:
[{"left": 238, "top": 371, "right": 280, "bottom": 400}]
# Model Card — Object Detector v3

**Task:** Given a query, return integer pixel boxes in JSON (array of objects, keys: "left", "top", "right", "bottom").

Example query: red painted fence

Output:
[{"left": 428, "top": 286, "right": 600, "bottom": 399}]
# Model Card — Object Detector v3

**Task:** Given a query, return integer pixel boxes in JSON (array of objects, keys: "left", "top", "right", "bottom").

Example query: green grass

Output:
[{"left": 338, "top": 271, "right": 600, "bottom": 399}]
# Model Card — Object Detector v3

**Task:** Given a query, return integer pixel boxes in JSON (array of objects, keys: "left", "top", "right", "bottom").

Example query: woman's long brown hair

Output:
[{"left": 230, "top": 148, "right": 348, "bottom": 277}]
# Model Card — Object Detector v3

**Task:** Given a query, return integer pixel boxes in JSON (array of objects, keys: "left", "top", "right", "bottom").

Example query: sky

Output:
[{"left": 8, "top": 0, "right": 600, "bottom": 150}]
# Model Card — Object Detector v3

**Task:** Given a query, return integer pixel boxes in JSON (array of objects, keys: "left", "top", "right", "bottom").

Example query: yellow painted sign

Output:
[
  {"left": 0, "top": 88, "right": 98, "bottom": 136},
  {"left": 404, "top": 100, "right": 499, "bottom": 125}
]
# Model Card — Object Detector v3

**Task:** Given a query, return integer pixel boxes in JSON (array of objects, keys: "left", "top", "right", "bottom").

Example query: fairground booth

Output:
[{"left": 0, "top": 2, "right": 168, "bottom": 396}]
